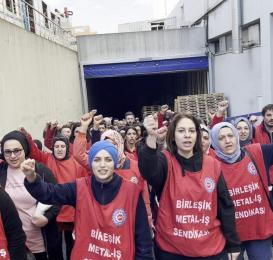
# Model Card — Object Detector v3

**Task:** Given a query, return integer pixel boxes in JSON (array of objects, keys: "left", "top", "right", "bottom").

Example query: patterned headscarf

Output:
[{"left": 100, "top": 130, "right": 126, "bottom": 169}]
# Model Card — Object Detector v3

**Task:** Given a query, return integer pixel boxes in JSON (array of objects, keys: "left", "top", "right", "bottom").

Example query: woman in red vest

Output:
[
  {"left": 73, "top": 113, "right": 153, "bottom": 226},
  {"left": 124, "top": 126, "right": 139, "bottom": 161},
  {"left": 21, "top": 140, "right": 154, "bottom": 260},
  {"left": 139, "top": 113, "right": 241, "bottom": 259},
  {"left": 0, "top": 186, "right": 26, "bottom": 259},
  {"left": 211, "top": 122, "right": 273, "bottom": 260}
]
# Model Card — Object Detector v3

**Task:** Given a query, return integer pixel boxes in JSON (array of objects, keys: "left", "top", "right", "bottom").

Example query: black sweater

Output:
[
  {"left": 0, "top": 187, "right": 26, "bottom": 260},
  {"left": 24, "top": 174, "right": 154, "bottom": 260},
  {"left": 138, "top": 144, "right": 241, "bottom": 259}
]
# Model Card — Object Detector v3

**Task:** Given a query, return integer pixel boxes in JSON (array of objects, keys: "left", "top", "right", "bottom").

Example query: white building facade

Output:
[
  {"left": 0, "top": 0, "right": 75, "bottom": 49},
  {"left": 168, "top": 0, "right": 273, "bottom": 116}
]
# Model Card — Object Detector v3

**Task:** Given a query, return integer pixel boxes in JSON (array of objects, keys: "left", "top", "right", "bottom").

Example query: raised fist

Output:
[
  {"left": 143, "top": 114, "right": 158, "bottom": 137},
  {"left": 20, "top": 159, "right": 36, "bottom": 183},
  {"left": 18, "top": 126, "right": 28, "bottom": 136},
  {"left": 217, "top": 100, "right": 229, "bottom": 116},
  {"left": 93, "top": 115, "right": 103, "bottom": 126},
  {"left": 50, "top": 120, "right": 58, "bottom": 130}
]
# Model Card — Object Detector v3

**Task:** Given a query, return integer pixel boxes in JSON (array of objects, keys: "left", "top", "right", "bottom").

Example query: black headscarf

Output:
[
  {"left": 52, "top": 134, "right": 70, "bottom": 160},
  {"left": 0, "top": 130, "right": 30, "bottom": 160}
]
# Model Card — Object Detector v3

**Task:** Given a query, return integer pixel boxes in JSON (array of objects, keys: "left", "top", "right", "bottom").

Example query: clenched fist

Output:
[
  {"left": 216, "top": 100, "right": 229, "bottom": 116},
  {"left": 21, "top": 159, "right": 37, "bottom": 183},
  {"left": 143, "top": 114, "right": 158, "bottom": 137}
]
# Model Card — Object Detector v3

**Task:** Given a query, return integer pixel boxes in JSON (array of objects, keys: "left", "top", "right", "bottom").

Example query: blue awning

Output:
[{"left": 84, "top": 56, "right": 208, "bottom": 79}]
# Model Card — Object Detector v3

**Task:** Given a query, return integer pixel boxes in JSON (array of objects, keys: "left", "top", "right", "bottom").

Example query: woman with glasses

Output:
[{"left": 0, "top": 131, "right": 62, "bottom": 260}]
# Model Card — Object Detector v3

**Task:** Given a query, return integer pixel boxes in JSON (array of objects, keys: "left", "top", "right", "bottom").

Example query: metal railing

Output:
[{"left": 0, "top": 0, "right": 77, "bottom": 50}]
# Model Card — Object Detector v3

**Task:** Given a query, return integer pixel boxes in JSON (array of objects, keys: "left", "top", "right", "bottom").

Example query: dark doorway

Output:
[{"left": 85, "top": 70, "right": 207, "bottom": 119}]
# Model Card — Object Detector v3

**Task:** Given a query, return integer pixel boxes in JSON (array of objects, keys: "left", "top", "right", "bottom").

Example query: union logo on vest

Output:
[
  {"left": 0, "top": 249, "right": 7, "bottom": 258},
  {"left": 247, "top": 162, "right": 257, "bottom": 176},
  {"left": 130, "top": 176, "right": 139, "bottom": 184},
  {"left": 112, "top": 209, "right": 127, "bottom": 227},
  {"left": 204, "top": 177, "right": 216, "bottom": 193}
]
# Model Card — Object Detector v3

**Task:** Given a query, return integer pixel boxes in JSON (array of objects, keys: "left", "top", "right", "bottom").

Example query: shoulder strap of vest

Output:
[
  {"left": 242, "top": 147, "right": 273, "bottom": 210},
  {"left": 162, "top": 150, "right": 186, "bottom": 176}
]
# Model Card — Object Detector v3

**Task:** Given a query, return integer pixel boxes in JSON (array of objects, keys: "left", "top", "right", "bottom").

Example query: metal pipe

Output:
[{"left": 232, "top": 0, "right": 242, "bottom": 53}]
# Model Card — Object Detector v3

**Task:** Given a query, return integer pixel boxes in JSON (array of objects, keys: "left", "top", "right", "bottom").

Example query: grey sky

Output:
[{"left": 45, "top": 0, "right": 179, "bottom": 33}]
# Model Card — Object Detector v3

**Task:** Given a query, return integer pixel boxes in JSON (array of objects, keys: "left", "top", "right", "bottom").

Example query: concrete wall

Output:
[
  {"left": 208, "top": 0, "right": 273, "bottom": 116},
  {"left": 0, "top": 17, "right": 83, "bottom": 140},
  {"left": 77, "top": 27, "right": 206, "bottom": 65},
  {"left": 208, "top": 0, "right": 231, "bottom": 39},
  {"left": 213, "top": 48, "right": 261, "bottom": 115}
]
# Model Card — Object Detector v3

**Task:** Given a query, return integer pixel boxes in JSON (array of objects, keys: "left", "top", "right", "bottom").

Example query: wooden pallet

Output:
[
  {"left": 174, "top": 93, "right": 226, "bottom": 124},
  {"left": 142, "top": 105, "right": 161, "bottom": 118}
]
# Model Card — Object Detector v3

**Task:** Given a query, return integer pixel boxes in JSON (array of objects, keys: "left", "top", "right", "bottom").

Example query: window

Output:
[
  {"left": 51, "top": 13, "right": 56, "bottom": 34},
  {"left": 51, "top": 13, "right": 55, "bottom": 21},
  {"left": 42, "top": 2, "right": 49, "bottom": 29},
  {"left": 5, "top": 0, "right": 16, "bottom": 13},
  {"left": 25, "top": 0, "right": 35, "bottom": 33},
  {"left": 210, "top": 32, "right": 232, "bottom": 54},
  {"left": 213, "top": 40, "right": 220, "bottom": 54},
  {"left": 242, "top": 21, "right": 260, "bottom": 48},
  {"left": 5, "top": 0, "right": 12, "bottom": 12},
  {"left": 151, "top": 21, "right": 164, "bottom": 31},
  {"left": 225, "top": 33, "right": 232, "bottom": 52}
]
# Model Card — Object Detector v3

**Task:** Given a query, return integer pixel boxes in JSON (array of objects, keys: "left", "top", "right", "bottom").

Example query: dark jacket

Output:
[
  {"left": 0, "top": 162, "right": 61, "bottom": 258},
  {"left": 0, "top": 187, "right": 26, "bottom": 260}
]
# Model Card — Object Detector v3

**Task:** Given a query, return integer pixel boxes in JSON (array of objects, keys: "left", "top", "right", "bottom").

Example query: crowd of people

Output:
[{"left": 1, "top": 101, "right": 273, "bottom": 260}]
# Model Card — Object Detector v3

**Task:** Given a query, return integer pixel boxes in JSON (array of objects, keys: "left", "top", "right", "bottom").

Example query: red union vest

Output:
[
  {"left": 116, "top": 159, "right": 142, "bottom": 186},
  {"left": 253, "top": 123, "right": 270, "bottom": 144},
  {"left": 155, "top": 151, "right": 226, "bottom": 257},
  {"left": 220, "top": 144, "right": 273, "bottom": 241},
  {"left": 117, "top": 159, "right": 152, "bottom": 226},
  {"left": 0, "top": 215, "right": 9, "bottom": 259},
  {"left": 252, "top": 125, "right": 273, "bottom": 184},
  {"left": 70, "top": 177, "right": 140, "bottom": 260}
]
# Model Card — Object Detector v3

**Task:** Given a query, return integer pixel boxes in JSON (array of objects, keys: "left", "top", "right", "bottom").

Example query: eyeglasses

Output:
[{"left": 3, "top": 149, "right": 23, "bottom": 157}]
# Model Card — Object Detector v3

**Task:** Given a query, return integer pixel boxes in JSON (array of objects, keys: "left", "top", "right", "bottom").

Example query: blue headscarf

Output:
[
  {"left": 88, "top": 140, "right": 119, "bottom": 168},
  {"left": 210, "top": 122, "right": 241, "bottom": 164}
]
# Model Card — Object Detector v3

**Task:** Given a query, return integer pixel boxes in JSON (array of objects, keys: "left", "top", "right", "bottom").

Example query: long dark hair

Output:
[
  {"left": 166, "top": 112, "right": 202, "bottom": 156},
  {"left": 124, "top": 126, "right": 139, "bottom": 139},
  {"left": 70, "top": 122, "right": 91, "bottom": 143}
]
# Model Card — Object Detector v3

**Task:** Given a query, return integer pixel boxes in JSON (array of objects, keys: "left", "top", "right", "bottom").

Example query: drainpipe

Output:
[{"left": 232, "top": 0, "right": 242, "bottom": 53}]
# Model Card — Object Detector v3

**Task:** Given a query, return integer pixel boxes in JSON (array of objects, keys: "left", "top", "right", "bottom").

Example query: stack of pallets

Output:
[
  {"left": 174, "top": 93, "right": 225, "bottom": 123},
  {"left": 142, "top": 105, "right": 161, "bottom": 119}
]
